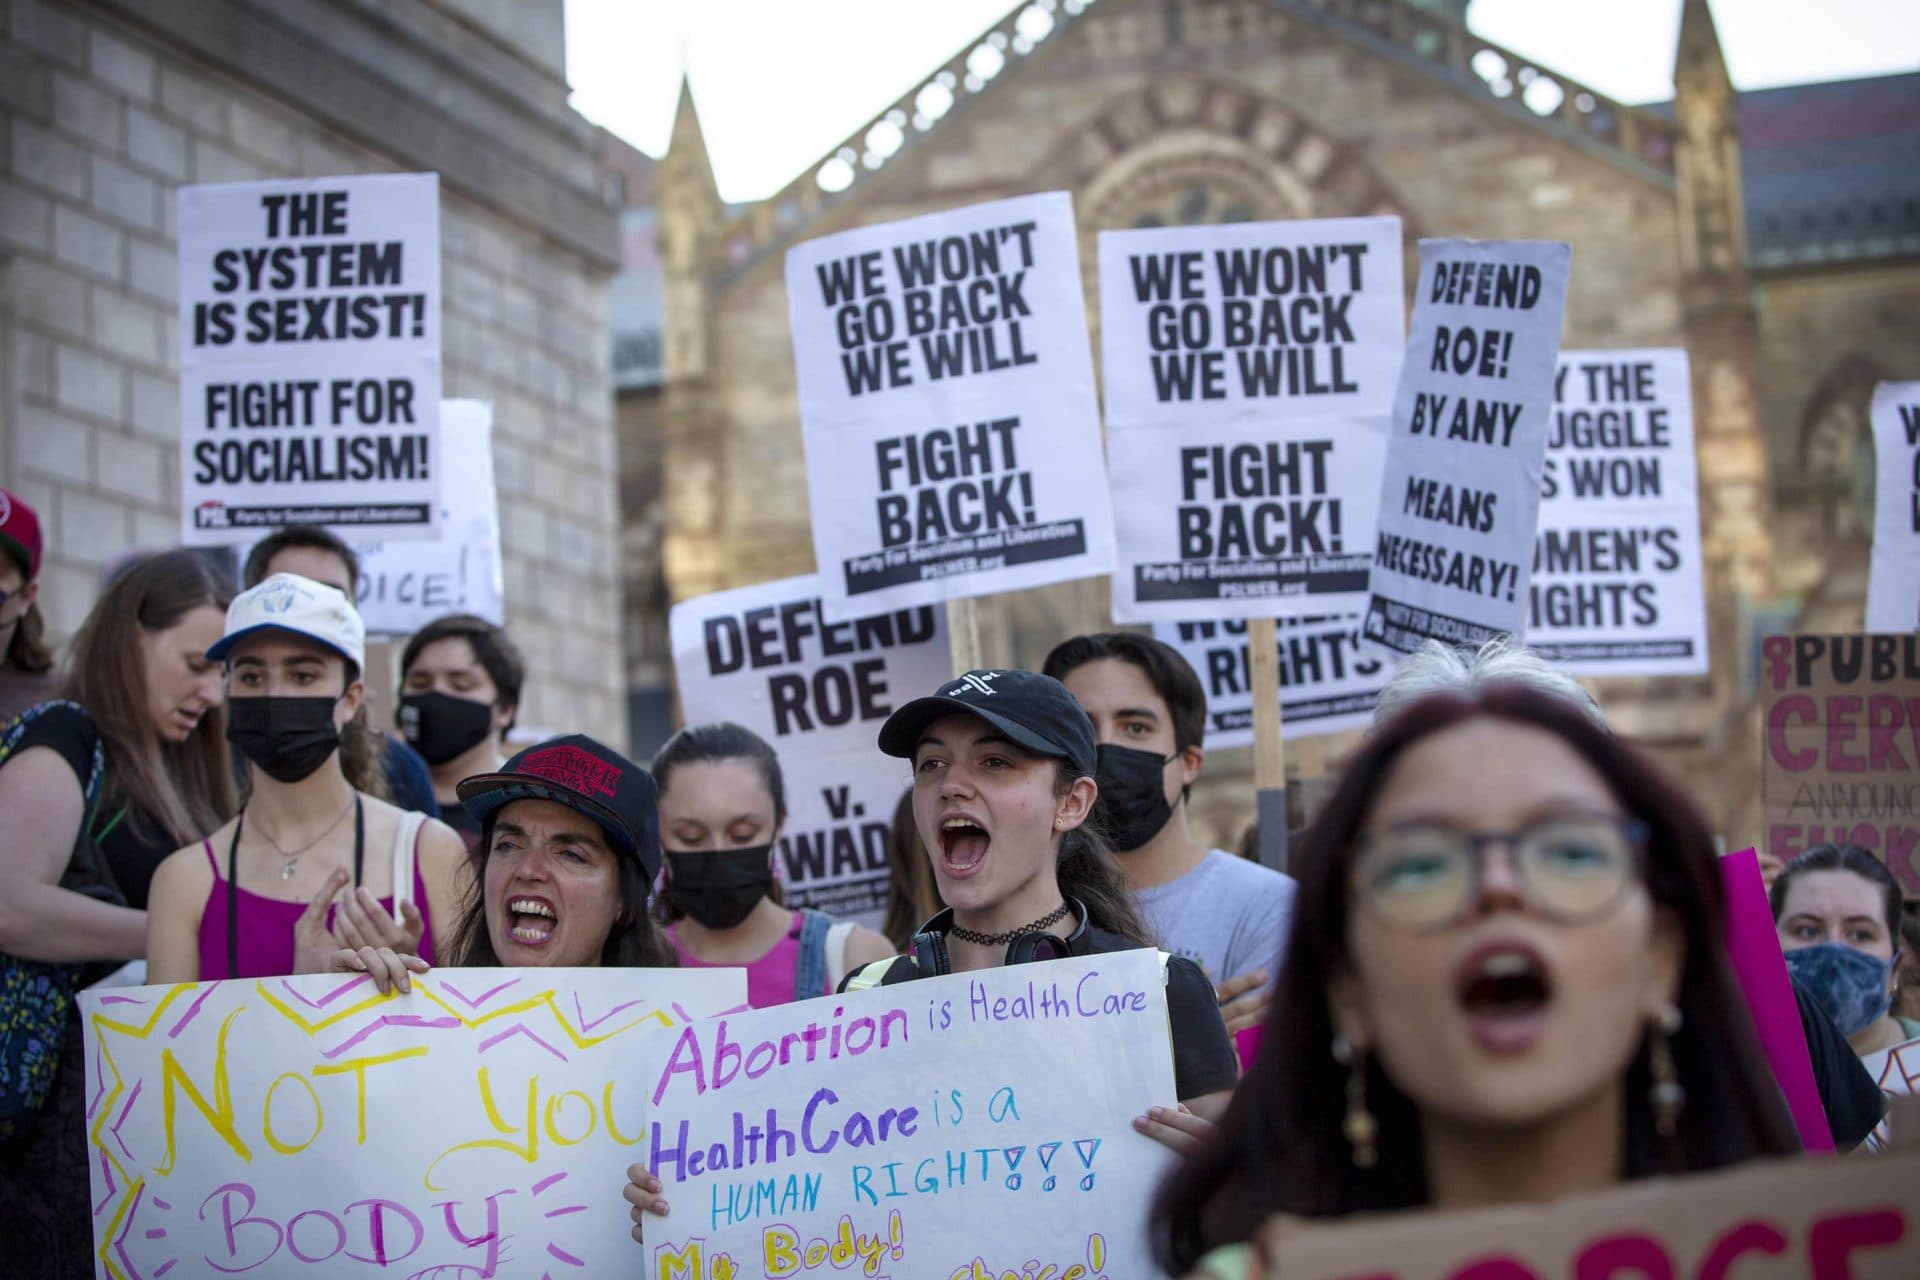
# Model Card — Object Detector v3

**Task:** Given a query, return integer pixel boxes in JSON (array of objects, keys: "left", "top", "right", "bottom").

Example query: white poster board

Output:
[
  {"left": 1099, "top": 218, "right": 1405, "bottom": 621},
  {"left": 670, "top": 574, "right": 952, "bottom": 928},
  {"left": 633, "top": 950, "right": 1178, "bottom": 1276},
  {"left": 786, "top": 192, "right": 1116, "bottom": 621},
  {"left": 178, "top": 174, "right": 442, "bottom": 544},
  {"left": 80, "top": 968, "right": 747, "bottom": 1279},
  {"left": 1153, "top": 616, "right": 1395, "bottom": 747},
  {"left": 1867, "top": 381, "right": 1920, "bottom": 632},
  {"left": 1363, "top": 239, "right": 1571, "bottom": 653},
  {"left": 1528, "top": 350, "right": 1708, "bottom": 674}
]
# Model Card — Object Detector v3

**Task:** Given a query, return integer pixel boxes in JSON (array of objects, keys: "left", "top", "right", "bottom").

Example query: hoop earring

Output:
[
  {"left": 1647, "top": 1003, "right": 1684, "bottom": 1140},
  {"left": 1331, "top": 1033, "right": 1378, "bottom": 1169}
]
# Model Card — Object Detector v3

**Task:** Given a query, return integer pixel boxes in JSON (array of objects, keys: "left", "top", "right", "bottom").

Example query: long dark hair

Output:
[
  {"left": 61, "top": 550, "right": 237, "bottom": 843},
  {"left": 1149, "top": 685, "right": 1800, "bottom": 1270},
  {"left": 448, "top": 811, "right": 677, "bottom": 968},
  {"left": 1770, "top": 843, "right": 1903, "bottom": 941},
  {"left": 650, "top": 722, "right": 788, "bottom": 924},
  {"left": 1052, "top": 761, "right": 1153, "bottom": 945},
  {"left": 882, "top": 788, "right": 942, "bottom": 950}
]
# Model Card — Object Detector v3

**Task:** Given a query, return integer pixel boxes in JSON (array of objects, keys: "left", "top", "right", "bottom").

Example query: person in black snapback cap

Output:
[{"left": 329, "top": 733, "right": 676, "bottom": 990}]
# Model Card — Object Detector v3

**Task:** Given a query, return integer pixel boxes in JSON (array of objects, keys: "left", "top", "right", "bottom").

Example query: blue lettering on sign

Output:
[{"left": 849, "top": 1137, "right": 1102, "bottom": 1204}]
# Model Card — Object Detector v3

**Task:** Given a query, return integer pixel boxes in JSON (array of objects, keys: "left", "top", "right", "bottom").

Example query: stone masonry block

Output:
[
  {"left": 12, "top": 118, "right": 89, "bottom": 200},
  {"left": 124, "top": 106, "right": 190, "bottom": 181},
  {"left": 126, "top": 234, "right": 173, "bottom": 304},
  {"left": 41, "top": 562, "right": 95, "bottom": 636},
  {"left": 157, "top": 66, "right": 227, "bottom": 135},
  {"left": 8, "top": 256, "right": 88, "bottom": 338},
  {"left": 127, "top": 368, "right": 178, "bottom": 443},
  {"left": 190, "top": 139, "right": 268, "bottom": 185},
  {"left": 56, "top": 487, "right": 133, "bottom": 567},
  {"left": 226, "top": 102, "right": 295, "bottom": 167},
  {"left": 94, "top": 431, "right": 168, "bottom": 507},
  {"left": 90, "top": 286, "right": 163, "bottom": 366},
  {"left": 0, "top": 179, "right": 54, "bottom": 253},
  {"left": 53, "top": 340, "right": 126, "bottom": 424},
  {"left": 15, "top": 404, "right": 93, "bottom": 486},
  {"left": 15, "top": 330, "right": 55, "bottom": 398},
  {"left": 88, "top": 25, "right": 158, "bottom": 102},
  {"left": 52, "top": 204, "right": 125, "bottom": 281},
  {"left": 132, "top": 508, "right": 178, "bottom": 550},
  {"left": 52, "top": 71, "right": 121, "bottom": 150},
  {"left": 88, "top": 154, "right": 159, "bottom": 231},
  {"left": 12, "top": 0, "right": 88, "bottom": 71},
  {"left": 0, "top": 43, "right": 51, "bottom": 115}
]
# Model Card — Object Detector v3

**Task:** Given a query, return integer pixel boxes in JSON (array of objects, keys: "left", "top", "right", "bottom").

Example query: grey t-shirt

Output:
[{"left": 1133, "top": 848, "right": 1297, "bottom": 987}]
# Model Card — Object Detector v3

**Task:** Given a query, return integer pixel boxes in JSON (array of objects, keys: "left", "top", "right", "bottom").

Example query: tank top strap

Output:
[
  {"left": 202, "top": 838, "right": 217, "bottom": 872},
  {"left": 792, "top": 908, "right": 832, "bottom": 1002}
]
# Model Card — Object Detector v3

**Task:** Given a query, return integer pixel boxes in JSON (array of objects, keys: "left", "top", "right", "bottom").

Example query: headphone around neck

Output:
[{"left": 907, "top": 897, "right": 1091, "bottom": 976}]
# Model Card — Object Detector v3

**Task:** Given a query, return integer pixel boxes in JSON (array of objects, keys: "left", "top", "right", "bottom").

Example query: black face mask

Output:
[
  {"left": 227, "top": 695, "right": 342, "bottom": 784},
  {"left": 665, "top": 845, "right": 774, "bottom": 930},
  {"left": 398, "top": 691, "right": 495, "bottom": 766},
  {"left": 1093, "top": 744, "right": 1177, "bottom": 853}
]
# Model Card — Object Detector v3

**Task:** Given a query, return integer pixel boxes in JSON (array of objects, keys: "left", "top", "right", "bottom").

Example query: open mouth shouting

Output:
[
  {"left": 937, "top": 813, "right": 991, "bottom": 880},
  {"left": 504, "top": 894, "right": 559, "bottom": 947},
  {"left": 1454, "top": 939, "right": 1554, "bottom": 1054}
]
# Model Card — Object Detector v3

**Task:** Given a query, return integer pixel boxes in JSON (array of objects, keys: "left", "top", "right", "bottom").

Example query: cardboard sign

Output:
[
  {"left": 1760, "top": 633, "right": 1920, "bottom": 895},
  {"left": 1867, "top": 381, "right": 1920, "bottom": 632},
  {"left": 1363, "top": 239, "right": 1571, "bottom": 653},
  {"left": 352, "top": 400, "right": 504, "bottom": 635},
  {"left": 179, "top": 174, "right": 442, "bottom": 544},
  {"left": 1863, "top": 1037, "right": 1920, "bottom": 1096},
  {"left": 1098, "top": 218, "right": 1405, "bottom": 622},
  {"left": 670, "top": 574, "right": 951, "bottom": 928},
  {"left": 633, "top": 950, "right": 1178, "bottom": 1278},
  {"left": 785, "top": 192, "right": 1116, "bottom": 621},
  {"left": 79, "top": 968, "right": 747, "bottom": 1279},
  {"left": 1529, "top": 350, "right": 1708, "bottom": 675},
  {"left": 1152, "top": 616, "right": 1395, "bottom": 747},
  {"left": 1262, "top": 1110, "right": 1920, "bottom": 1279}
]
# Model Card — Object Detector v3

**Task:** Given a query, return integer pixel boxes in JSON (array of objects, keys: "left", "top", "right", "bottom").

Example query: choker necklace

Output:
[{"left": 948, "top": 901, "right": 1071, "bottom": 947}]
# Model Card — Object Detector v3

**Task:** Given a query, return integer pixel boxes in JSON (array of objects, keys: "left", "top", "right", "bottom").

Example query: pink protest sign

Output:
[{"left": 1720, "top": 845, "right": 1834, "bottom": 1152}]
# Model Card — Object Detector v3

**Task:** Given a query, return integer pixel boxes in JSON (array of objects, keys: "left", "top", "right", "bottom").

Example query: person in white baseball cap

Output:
[{"left": 145, "top": 573, "right": 469, "bottom": 984}]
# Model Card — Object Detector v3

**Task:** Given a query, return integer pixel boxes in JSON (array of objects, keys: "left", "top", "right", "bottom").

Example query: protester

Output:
[
  {"left": 1044, "top": 633, "right": 1296, "bottom": 1035},
  {"left": 333, "top": 734, "right": 677, "bottom": 991},
  {"left": 243, "top": 524, "right": 439, "bottom": 816},
  {"left": 651, "top": 722, "right": 892, "bottom": 1006},
  {"left": 145, "top": 573, "right": 466, "bottom": 982},
  {"left": 0, "top": 550, "right": 238, "bottom": 1277},
  {"left": 1150, "top": 682, "right": 1800, "bottom": 1275},
  {"left": 880, "top": 787, "right": 942, "bottom": 951},
  {"left": 397, "top": 613, "right": 523, "bottom": 855},
  {"left": 1773, "top": 845, "right": 1919, "bottom": 1058},
  {"left": 0, "top": 487, "right": 58, "bottom": 721}
]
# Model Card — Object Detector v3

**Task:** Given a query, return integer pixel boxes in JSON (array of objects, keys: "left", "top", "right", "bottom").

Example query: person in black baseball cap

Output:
[{"left": 331, "top": 734, "right": 675, "bottom": 990}]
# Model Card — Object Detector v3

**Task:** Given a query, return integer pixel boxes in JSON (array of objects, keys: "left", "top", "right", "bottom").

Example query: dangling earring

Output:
[
  {"left": 1647, "top": 1003, "right": 1685, "bottom": 1140},
  {"left": 1331, "top": 1033, "right": 1378, "bottom": 1169}
]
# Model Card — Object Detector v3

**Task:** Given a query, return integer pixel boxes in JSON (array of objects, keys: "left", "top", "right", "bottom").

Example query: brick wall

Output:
[{"left": 2, "top": 0, "right": 626, "bottom": 746}]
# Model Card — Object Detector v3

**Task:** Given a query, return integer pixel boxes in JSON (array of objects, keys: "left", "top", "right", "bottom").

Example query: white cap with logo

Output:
[{"left": 208, "top": 572, "right": 366, "bottom": 670}]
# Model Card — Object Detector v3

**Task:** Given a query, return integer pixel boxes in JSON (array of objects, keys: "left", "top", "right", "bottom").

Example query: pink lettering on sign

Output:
[{"left": 1697, "top": 1220, "right": 1788, "bottom": 1279}]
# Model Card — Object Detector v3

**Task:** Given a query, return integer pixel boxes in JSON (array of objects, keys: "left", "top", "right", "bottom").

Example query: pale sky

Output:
[{"left": 565, "top": 0, "right": 1920, "bottom": 203}]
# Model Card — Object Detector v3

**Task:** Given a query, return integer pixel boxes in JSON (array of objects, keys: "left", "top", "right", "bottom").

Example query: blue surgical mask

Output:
[{"left": 1783, "top": 942, "right": 1895, "bottom": 1038}]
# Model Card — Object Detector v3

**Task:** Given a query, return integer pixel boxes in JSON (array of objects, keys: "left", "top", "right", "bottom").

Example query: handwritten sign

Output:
[
  {"left": 1098, "top": 218, "right": 1405, "bottom": 622},
  {"left": 1760, "top": 633, "right": 1920, "bottom": 895},
  {"left": 79, "top": 968, "right": 746, "bottom": 1279},
  {"left": 633, "top": 950, "right": 1178, "bottom": 1278},
  {"left": 179, "top": 174, "right": 442, "bottom": 545},
  {"left": 1867, "top": 381, "right": 1920, "bottom": 632},
  {"left": 1151, "top": 615, "right": 1394, "bottom": 747},
  {"left": 785, "top": 192, "right": 1117, "bottom": 621},
  {"left": 1262, "top": 1109, "right": 1920, "bottom": 1279},
  {"left": 669, "top": 574, "right": 951, "bottom": 927}
]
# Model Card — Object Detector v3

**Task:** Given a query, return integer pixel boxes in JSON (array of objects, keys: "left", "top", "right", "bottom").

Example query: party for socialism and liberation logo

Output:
[{"left": 519, "top": 745, "right": 621, "bottom": 798}]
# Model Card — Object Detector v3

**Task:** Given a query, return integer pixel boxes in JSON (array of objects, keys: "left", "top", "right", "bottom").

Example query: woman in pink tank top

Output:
[
  {"left": 145, "top": 572, "right": 468, "bottom": 982},
  {"left": 650, "top": 723, "right": 892, "bottom": 1008}
]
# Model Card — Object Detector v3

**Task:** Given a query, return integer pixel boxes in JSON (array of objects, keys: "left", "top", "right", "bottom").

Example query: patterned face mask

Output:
[{"left": 1784, "top": 942, "right": 1895, "bottom": 1038}]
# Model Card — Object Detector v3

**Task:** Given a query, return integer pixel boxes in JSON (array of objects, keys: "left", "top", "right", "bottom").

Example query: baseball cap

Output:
[
  {"left": 456, "top": 735, "right": 662, "bottom": 883},
  {"left": 0, "top": 487, "right": 43, "bottom": 580},
  {"left": 207, "top": 572, "right": 366, "bottom": 669},
  {"left": 878, "top": 669, "right": 1097, "bottom": 777}
]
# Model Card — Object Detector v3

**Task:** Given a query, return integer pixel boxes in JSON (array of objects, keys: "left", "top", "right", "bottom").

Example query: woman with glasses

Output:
[{"left": 1151, "top": 683, "right": 1800, "bottom": 1276}]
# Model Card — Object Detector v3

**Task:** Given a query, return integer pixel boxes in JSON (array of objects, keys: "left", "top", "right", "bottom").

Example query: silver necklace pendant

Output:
[{"left": 281, "top": 859, "right": 298, "bottom": 880}]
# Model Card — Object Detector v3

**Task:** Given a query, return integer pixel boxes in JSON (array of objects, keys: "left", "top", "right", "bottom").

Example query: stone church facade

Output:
[{"left": 636, "top": 0, "right": 1918, "bottom": 849}]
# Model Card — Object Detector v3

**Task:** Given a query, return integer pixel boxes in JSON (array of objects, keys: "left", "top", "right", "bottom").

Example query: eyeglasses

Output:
[{"left": 1352, "top": 812, "right": 1648, "bottom": 932}]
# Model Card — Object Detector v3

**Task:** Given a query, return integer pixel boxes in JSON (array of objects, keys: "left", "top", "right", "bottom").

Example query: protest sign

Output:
[
  {"left": 1528, "top": 350, "right": 1708, "bottom": 675},
  {"left": 353, "top": 400, "right": 504, "bottom": 634},
  {"left": 1867, "top": 381, "right": 1920, "bottom": 632},
  {"left": 633, "top": 949, "right": 1177, "bottom": 1278},
  {"left": 1760, "top": 632, "right": 1920, "bottom": 895},
  {"left": 1363, "top": 240, "right": 1571, "bottom": 653},
  {"left": 1262, "top": 1106, "right": 1920, "bottom": 1279},
  {"left": 1152, "top": 615, "right": 1394, "bottom": 747},
  {"left": 785, "top": 192, "right": 1116, "bottom": 621},
  {"left": 670, "top": 574, "right": 951, "bottom": 927},
  {"left": 1099, "top": 218, "right": 1404, "bottom": 622},
  {"left": 179, "top": 174, "right": 442, "bottom": 545},
  {"left": 79, "top": 968, "right": 747, "bottom": 1279}
]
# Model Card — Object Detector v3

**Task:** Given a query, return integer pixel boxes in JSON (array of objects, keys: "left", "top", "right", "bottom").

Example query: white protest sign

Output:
[
  {"left": 1363, "top": 240, "right": 1571, "bottom": 652},
  {"left": 1528, "top": 350, "right": 1708, "bottom": 675},
  {"left": 1153, "top": 616, "right": 1395, "bottom": 747},
  {"left": 353, "top": 400, "right": 504, "bottom": 635},
  {"left": 80, "top": 968, "right": 747, "bottom": 1279},
  {"left": 1867, "top": 381, "right": 1920, "bottom": 632},
  {"left": 786, "top": 192, "right": 1116, "bottom": 621},
  {"left": 179, "top": 174, "right": 442, "bottom": 545},
  {"left": 670, "top": 575, "right": 951, "bottom": 928},
  {"left": 633, "top": 949, "right": 1177, "bottom": 1278},
  {"left": 1099, "top": 218, "right": 1405, "bottom": 622}
]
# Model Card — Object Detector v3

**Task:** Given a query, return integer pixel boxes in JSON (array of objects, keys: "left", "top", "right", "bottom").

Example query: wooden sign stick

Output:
[
  {"left": 1247, "top": 617, "right": 1290, "bottom": 872},
  {"left": 946, "top": 597, "right": 984, "bottom": 678}
]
